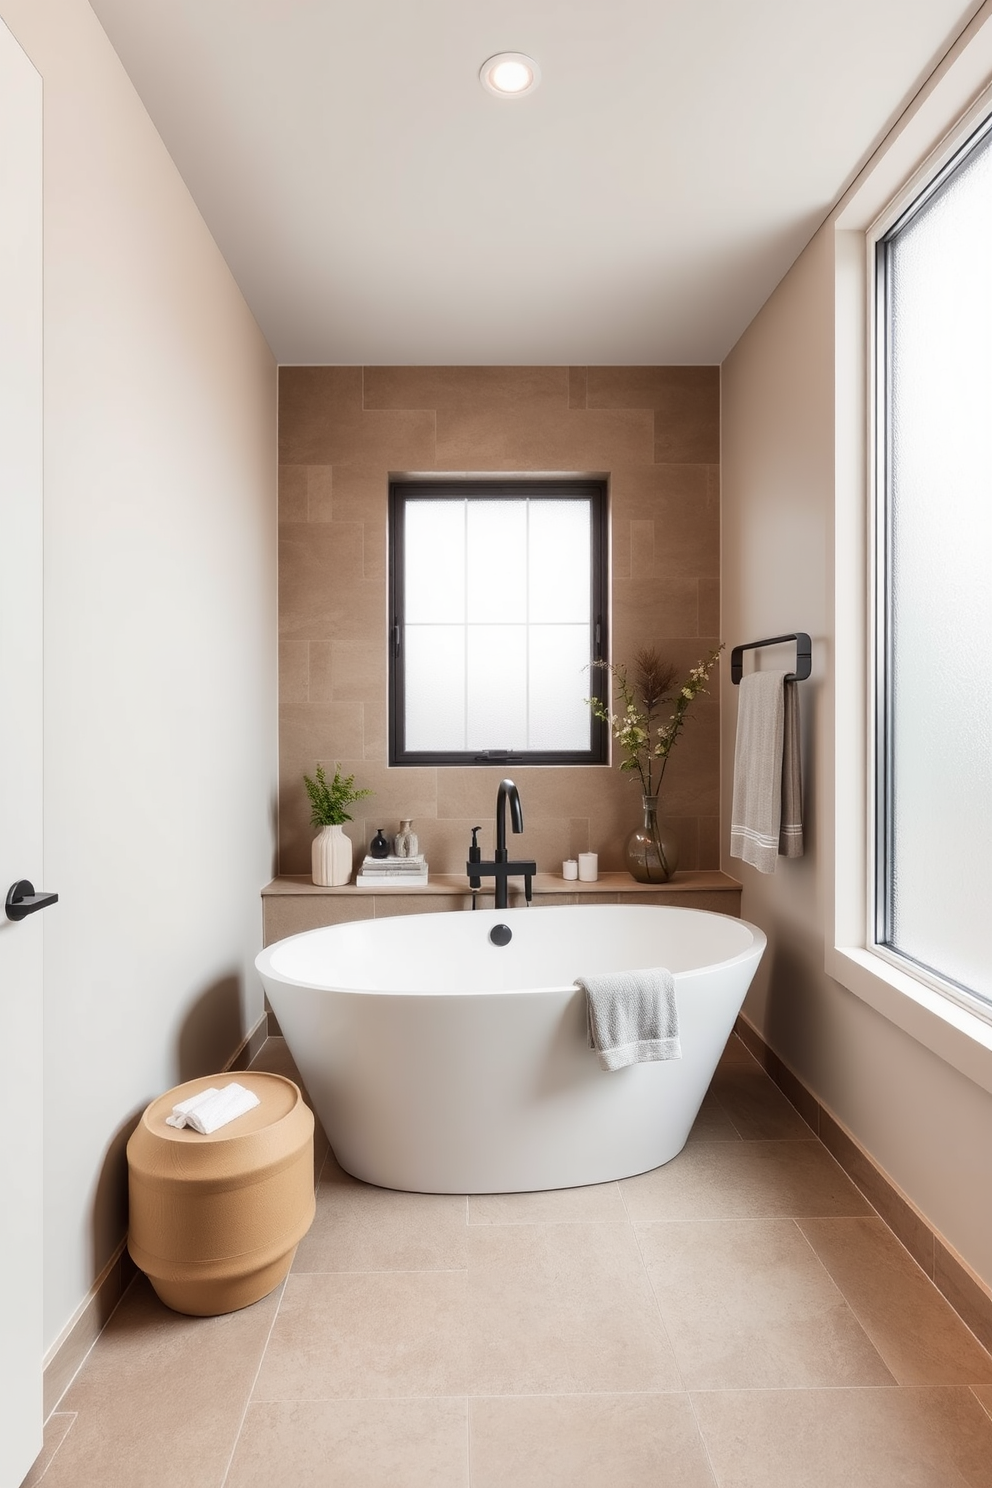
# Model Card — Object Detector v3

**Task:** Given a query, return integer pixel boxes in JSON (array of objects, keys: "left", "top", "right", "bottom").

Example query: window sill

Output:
[{"left": 827, "top": 944, "right": 992, "bottom": 1098}]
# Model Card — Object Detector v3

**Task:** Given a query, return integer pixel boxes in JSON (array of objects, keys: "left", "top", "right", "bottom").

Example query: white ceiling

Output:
[{"left": 89, "top": 0, "right": 980, "bottom": 365}]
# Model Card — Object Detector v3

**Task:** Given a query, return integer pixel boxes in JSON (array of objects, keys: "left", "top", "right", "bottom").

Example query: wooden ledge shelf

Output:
[{"left": 261, "top": 871, "right": 742, "bottom": 946}]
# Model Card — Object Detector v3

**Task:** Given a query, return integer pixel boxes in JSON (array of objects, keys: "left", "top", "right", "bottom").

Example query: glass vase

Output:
[{"left": 624, "top": 794, "right": 679, "bottom": 884}]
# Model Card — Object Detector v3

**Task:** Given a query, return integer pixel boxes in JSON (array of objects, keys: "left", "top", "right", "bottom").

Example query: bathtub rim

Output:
[{"left": 255, "top": 902, "right": 767, "bottom": 998}]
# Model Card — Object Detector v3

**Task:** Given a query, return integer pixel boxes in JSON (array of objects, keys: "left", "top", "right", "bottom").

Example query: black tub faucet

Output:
[
  {"left": 467, "top": 778, "right": 537, "bottom": 910},
  {"left": 496, "top": 779, "right": 523, "bottom": 858}
]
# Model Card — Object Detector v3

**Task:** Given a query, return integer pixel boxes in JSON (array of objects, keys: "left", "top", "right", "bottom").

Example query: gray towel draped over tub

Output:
[
  {"left": 730, "top": 669, "right": 804, "bottom": 873},
  {"left": 578, "top": 968, "right": 681, "bottom": 1072}
]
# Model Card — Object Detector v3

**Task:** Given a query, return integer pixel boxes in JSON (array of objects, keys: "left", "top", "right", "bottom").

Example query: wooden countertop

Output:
[{"left": 262, "top": 870, "right": 741, "bottom": 898}]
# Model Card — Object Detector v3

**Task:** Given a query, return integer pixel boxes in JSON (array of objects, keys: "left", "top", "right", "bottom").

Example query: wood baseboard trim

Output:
[
  {"left": 224, "top": 1011, "right": 270, "bottom": 1072},
  {"left": 734, "top": 1013, "right": 992, "bottom": 1355}
]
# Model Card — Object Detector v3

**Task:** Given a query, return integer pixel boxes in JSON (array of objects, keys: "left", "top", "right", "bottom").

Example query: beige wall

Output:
[
  {"left": 721, "top": 215, "right": 992, "bottom": 1290},
  {"left": 1, "top": 0, "right": 278, "bottom": 1354},
  {"left": 278, "top": 366, "right": 720, "bottom": 878}
]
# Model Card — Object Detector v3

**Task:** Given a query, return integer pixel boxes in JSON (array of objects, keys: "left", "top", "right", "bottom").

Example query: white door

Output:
[{"left": 0, "top": 17, "right": 44, "bottom": 1487}]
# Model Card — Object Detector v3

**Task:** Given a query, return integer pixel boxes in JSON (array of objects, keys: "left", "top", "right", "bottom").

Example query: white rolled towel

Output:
[{"left": 165, "top": 1082, "right": 260, "bottom": 1134}]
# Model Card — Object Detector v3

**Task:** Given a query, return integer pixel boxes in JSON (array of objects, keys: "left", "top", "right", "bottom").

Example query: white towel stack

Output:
[{"left": 165, "top": 1082, "right": 260, "bottom": 1134}]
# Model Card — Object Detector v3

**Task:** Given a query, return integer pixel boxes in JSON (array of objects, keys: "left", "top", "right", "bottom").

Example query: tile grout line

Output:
[
  {"left": 211, "top": 1384, "right": 981, "bottom": 1404},
  {"left": 707, "top": 1082, "right": 746, "bottom": 1140},
  {"left": 793, "top": 1215, "right": 992, "bottom": 1379},
  {"left": 972, "top": 1384, "right": 992, "bottom": 1422},
  {"left": 789, "top": 1218, "right": 897, "bottom": 1384},
  {"left": 217, "top": 1276, "right": 288, "bottom": 1488},
  {"left": 623, "top": 1184, "right": 692, "bottom": 1407},
  {"left": 465, "top": 1394, "right": 473, "bottom": 1488},
  {"left": 28, "top": 1411, "right": 78, "bottom": 1486},
  {"left": 293, "top": 1266, "right": 470, "bottom": 1276},
  {"left": 684, "top": 1390, "right": 723, "bottom": 1488}
]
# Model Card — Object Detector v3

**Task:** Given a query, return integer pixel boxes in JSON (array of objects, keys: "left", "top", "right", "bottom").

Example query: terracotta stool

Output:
[{"left": 127, "top": 1071, "right": 315, "bottom": 1316}]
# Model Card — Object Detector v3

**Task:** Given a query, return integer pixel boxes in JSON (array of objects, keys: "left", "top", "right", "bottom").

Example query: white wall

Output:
[
  {"left": 721, "top": 22, "right": 992, "bottom": 1288},
  {"left": 0, "top": 0, "right": 277, "bottom": 1352}
]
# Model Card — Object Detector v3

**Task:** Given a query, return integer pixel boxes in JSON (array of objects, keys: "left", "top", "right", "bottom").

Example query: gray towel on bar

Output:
[
  {"left": 779, "top": 679, "right": 804, "bottom": 859},
  {"left": 579, "top": 968, "right": 681, "bottom": 1072},
  {"left": 730, "top": 670, "right": 804, "bottom": 873}
]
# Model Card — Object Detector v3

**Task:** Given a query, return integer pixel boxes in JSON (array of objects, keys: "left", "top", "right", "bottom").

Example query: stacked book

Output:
[{"left": 355, "top": 853, "right": 429, "bottom": 888}]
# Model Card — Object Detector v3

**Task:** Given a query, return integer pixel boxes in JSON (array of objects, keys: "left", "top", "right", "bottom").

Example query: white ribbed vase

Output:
[{"left": 311, "top": 824, "right": 353, "bottom": 887}]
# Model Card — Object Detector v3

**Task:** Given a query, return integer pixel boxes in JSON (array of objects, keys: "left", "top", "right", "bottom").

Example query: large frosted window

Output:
[
  {"left": 876, "top": 112, "right": 992, "bottom": 1007},
  {"left": 389, "top": 482, "right": 608, "bottom": 765}
]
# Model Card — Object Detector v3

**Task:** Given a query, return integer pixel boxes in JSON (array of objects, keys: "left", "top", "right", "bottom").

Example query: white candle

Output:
[
  {"left": 578, "top": 852, "right": 598, "bottom": 882},
  {"left": 562, "top": 858, "right": 578, "bottom": 880}
]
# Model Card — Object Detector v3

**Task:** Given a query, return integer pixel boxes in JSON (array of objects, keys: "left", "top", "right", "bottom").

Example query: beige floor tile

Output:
[
  {"left": 292, "top": 1168, "right": 468, "bottom": 1271},
  {"left": 465, "top": 1222, "right": 680, "bottom": 1395},
  {"left": 252, "top": 1270, "right": 469, "bottom": 1400},
  {"left": 637, "top": 1218, "right": 892, "bottom": 1389},
  {"left": 20, "top": 1413, "right": 75, "bottom": 1487},
  {"left": 225, "top": 1398, "right": 468, "bottom": 1488},
  {"left": 691, "top": 1385, "right": 992, "bottom": 1488},
  {"left": 798, "top": 1217, "right": 992, "bottom": 1386},
  {"left": 974, "top": 1385, "right": 992, "bottom": 1421},
  {"left": 716, "top": 1032, "right": 757, "bottom": 1067},
  {"left": 710, "top": 1062, "right": 816, "bottom": 1140},
  {"left": 469, "top": 1394, "right": 716, "bottom": 1488},
  {"left": 685, "top": 1092, "right": 742, "bottom": 1143},
  {"left": 621, "top": 1140, "right": 873, "bottom": 1222},
  {"left": 40, "top": 1277, "right": 280, "bottom": 1488},
  {"left": 468, "top": 1182, "right": 626, "bottom": 1224}
]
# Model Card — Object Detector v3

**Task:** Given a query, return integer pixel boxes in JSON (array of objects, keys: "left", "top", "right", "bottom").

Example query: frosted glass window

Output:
[
  {"left": 467, "top": 626, "right": 528, "bottom": 747},
  {"left": 466, "top": 502, "right": 528, "bottom": 623},
  {"left": 877, "top": 112, "right": 992, "bottom": 1007},
  {"left": 404, "top": 626, "right": 465, "bottom": 752},
  {"left": 389, "top": 482, "right": 608, "bottom": 764},
  {"left": 528, "top": 501, "right": 591, "bottom": 623},
  {"left": 405, "top": 502, "right": 465, "bottom": 623},
  {"left": 528, "top": 624, "right": 593, "bottom": 750}
]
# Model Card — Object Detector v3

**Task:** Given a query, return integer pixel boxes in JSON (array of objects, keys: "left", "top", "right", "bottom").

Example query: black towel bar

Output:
[{"left": 730, "top": 632, "right": 812, "bottom": 685}]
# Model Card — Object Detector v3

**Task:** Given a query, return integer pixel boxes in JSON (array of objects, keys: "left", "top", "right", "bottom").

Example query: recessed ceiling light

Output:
[{"left": 479, "top": 52, "right": 541, "bottom": 99}]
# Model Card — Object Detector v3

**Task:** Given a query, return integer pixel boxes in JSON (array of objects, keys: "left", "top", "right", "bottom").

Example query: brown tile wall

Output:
[{"left": 278, "top": 366, "right": 721, "bottom": 876}]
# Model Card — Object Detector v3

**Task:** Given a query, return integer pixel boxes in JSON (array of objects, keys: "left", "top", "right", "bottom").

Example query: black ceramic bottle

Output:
[{"left": 369, "top": 828, "right": 390, "bottom": 860}]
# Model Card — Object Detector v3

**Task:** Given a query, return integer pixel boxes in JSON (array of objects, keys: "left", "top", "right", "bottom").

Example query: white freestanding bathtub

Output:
[{"left": 255, "top": 904, "right": 765, "bottom": 1194}]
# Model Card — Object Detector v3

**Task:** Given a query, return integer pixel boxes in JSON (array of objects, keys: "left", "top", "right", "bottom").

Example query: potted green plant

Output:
[{"left": 304, "top": 762, "right": 373, "bottom": 886}]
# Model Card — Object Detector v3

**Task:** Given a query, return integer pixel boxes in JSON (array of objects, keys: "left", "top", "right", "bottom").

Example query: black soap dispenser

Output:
[
  {"left": 468, "top": 826, "right": 482, "bottom": 891},
  {"left": 369, "top": 827, "right": 390, "bottom": 860}
]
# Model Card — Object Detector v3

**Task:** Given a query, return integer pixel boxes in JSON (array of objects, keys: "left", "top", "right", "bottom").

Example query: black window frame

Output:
[{"left": 388, "top": 478, "right": 609, "bottom": 767}]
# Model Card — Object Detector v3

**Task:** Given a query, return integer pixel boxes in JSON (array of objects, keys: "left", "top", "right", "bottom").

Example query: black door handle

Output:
[{"left": 5, "top": 880, "right": 59, "bottom": 922}]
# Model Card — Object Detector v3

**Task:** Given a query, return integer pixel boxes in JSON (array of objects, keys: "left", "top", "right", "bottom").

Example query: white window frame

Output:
[
  {"left": 871, "top": 111, "right": 992, "bottom": 1019},
  {"left": 828, "top": 25, "right": 992, "bottom": 1097}
]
